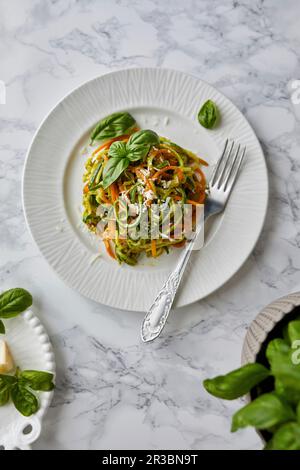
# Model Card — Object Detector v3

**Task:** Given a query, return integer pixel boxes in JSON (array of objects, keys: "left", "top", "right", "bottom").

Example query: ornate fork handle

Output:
[
  {"left": 141, "top": 266, "right": 182, "bottom": 343},
  {"left": 141, "top": 217, "right": 205, "bottom": 342}
]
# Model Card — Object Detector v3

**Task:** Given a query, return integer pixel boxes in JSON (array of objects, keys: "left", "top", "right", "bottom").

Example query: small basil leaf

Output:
[
  {"left": 102, "top": 157, "right": 130, "bottom": 190},
  {"left": 231, "top": 393, "right": 295, "bottom": 432},
  {"left": 266, "top": 338, "right": 290, "bottom": 362},
  {"left": 287, "top": 320, "right": 300, "bottom": 344},
  {"left": 90, "top": 112, "right": 136, "bottom": 143},
  {"left": 0, "top": 288, "right": 32, "bottom": 319},
  {"left": 272, "top": 422, "right": 300, "bottom": 450},
  {"left": 0, "top": 387, "right": 10, "bottom": 406},
  {"left": 11, "top": 382, "right": 39, "bottom": 417},
  {"left": 203, "top": 363, "right": 270, "bottom": 400},
  {"left": 20, "top": 370, "right": 55, "bottom": 392},
  {"left": 0, "top": 375, "right": 16, "bottom": 406},
  {"left": 0, "top": 320, "right": 5, "bottom": 334},
  {"left": 127, "top": 129, "right": 159, "bottom": 147},
  {"left": 267, "top": 341, "right": 300, "bottom": 392},
  {"left": 0, "top": 374, "right": 17, "bottom": 385},
  {"left": 108, "top": 141, "right": 128, "bottom": 160},
  {"left": 275, "top": 378, "right": 300, "bottom": 405},
  {"left": 127, "top": 130, "right": 159, "bottom": 162},
  {"left": 198, "top": 100, "right": 219, "bottom": 129}
]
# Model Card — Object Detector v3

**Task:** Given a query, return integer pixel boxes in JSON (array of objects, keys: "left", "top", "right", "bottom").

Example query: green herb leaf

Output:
[
  {"left": 272, "top": 422, "right": 300, "bottom": 450},
  {"left": 0, "top": 288, "right": 32, "bottom": 319},
  {"left": 20, "top": 370, "right": 55, "bottom": 392},
  {"left": 266, "top": 338, "right": 290, "bottom": 361},
  {"left": 108, "top": 141, "right": 128, "bottom": 160},
  {"left": 231, "top": 393, "right": 295, "bottom": 432},
  {"left": 203, "top": 363, "right": 270, "bottom": 400},
  {"left": 287, "top": 320, "right": 300, "bottom": 344},
  {"left": 0, "top": 375, "right": 17, "bottom": 406},
  {"left": 127, "top": 130, "right": 159, "bottom": 161},
  {"left": 198, "top": 100, "right": 219, "bottom": 129},
  {"left": 90, "top": 112, "right": 136, "bottom": 144},
  {"left": 267, "top": 340, "right": 300, "bottom": 392},
  {"left": 102, "top": 156, "right": 130, "bottom": 189},
  {"left": 275, "top": 378, "right": 300, "bottom": 405},
  {"left": 0, "top": 320, "right": 5, "bottom": 334},
  {"left": 11, "top": 382, "right": 39, "bottom": 417}
]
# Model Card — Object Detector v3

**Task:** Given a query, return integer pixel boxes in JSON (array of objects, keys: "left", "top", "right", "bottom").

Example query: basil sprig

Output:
[
  {"left": 198, "top": 99, "right": 219, "bottom": 129},
  {"left": 0, "top": 288, "right": 32, "bottom": 334},
  {"left": 231, "top": 393, "right": 295, "bottom": 432},
  {"left": 0, "top": 369, "right": 55, "bottom": 416},
  {"left": 0, "top": 375, "right": 16, "bottom": 406},
  {"left": 203, "top": 314, "right": 300, "bottom": 450},
  {"left": 102, "top": 129, "right": 159, "bottom": 189},
  {"left": 272, "top": 422, "right": 300, "bottom": 450},
  {"left": 203, "top": 363, "right": 270, "bottom": 400},
  {"left": 90, "top": 112, "right": 136, "bottom": 144}
]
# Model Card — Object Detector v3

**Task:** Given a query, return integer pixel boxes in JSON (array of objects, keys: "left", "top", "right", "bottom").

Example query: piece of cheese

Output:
[{"left": 0, "top": 340, "right": 14, "bottom": 373}]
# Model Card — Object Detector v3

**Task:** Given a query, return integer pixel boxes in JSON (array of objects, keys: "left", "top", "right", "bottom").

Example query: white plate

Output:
[
  {"left": 0, "top": 310, "right": 55, "bottom": 450},
  {"left": 23, "top": 68, "right": 268, "bottom": 312}
]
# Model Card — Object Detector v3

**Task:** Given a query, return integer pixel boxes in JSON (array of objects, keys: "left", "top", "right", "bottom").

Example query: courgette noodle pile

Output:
[{"left": 82, "top": 127, "right": 207, "bottom": 266}]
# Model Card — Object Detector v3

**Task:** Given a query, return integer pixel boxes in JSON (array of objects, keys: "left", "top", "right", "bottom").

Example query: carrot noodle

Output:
[
  {"left": 151, "top": 239, "right": 157, "bottom": 257},
  {"left": 104, "top": 239, "right": 116, "bottom": 259},
  {"left": 110, "top": 183, "right": 119, "bottom": 202}
]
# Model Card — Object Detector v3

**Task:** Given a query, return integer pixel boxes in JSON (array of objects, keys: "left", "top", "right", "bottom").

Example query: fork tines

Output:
[{"left": 210, "top": 139, "right": 246, "bottom": 192}]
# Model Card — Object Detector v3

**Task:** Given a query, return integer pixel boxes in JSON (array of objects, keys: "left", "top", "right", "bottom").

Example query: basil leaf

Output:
[
  {"left": 0, "top": 288, "right": 32, "bottom": 319},
  {"left": 20, "top": 370, "right": 55, "bottom": 392},
  {"left": 90, "top": 112, "right": 136, "bottom": 143},
  {"left": 231, "top": 393, "right": 295, "bottom": 432},
  {"left": 127, "top": 129, "right": 159, "bottom": 161},
  {"left": 108, "top": 141, "right": 128, "bottom": 160},
  {"left": 275, "top": 378, "right": 300, "bottom": 405},
  {"left": 102, "top": 156, "right": 129, "bottom": 189},
  {"left": 267, "top": 340, "right": 300, "bottom": 392},
  {"left": 0, "top": 375, "right": 16, "bottom": 406},
  {"left": 127, "top": 129, "right": 159, "bottom": 147},
  {"left": 272, "top": 422, "right": 300, "bottom": 450},
  {"left": 266, "top": 338, "right": 290, "bottom": 362},
  {"left": 287, "top": 320, "right": 300, "bottom": 344},
  {"left": 11, "top": 382, "right": 39, "bottom": 417},
  {"left": 0, "top": 320, "right": 5, "bottom": 334},
  {"left": 203, "top": 363, "right": 270, "bottom": 400},
  {"left": 198, "top": 100, "right": 219, "bottom": 129}
]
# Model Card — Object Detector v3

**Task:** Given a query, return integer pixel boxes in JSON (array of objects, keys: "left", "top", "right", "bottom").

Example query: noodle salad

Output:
[{"left": 82, "top": 112, "right": 207, "bottom": 265}]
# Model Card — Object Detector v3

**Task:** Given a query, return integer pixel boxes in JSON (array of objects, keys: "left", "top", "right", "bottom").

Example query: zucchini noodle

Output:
[{"left": 82, "top": 131, "right": 207, "bottom": 265}]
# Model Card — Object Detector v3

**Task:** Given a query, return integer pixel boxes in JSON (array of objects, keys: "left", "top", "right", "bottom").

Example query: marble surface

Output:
[{"left": 1, "top": 0, "right": 300, "bottom": 450}]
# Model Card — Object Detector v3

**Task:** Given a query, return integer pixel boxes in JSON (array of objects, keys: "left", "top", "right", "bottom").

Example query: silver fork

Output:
[{"left": 141, "top": 139, "right": 246, "bottom": 342}]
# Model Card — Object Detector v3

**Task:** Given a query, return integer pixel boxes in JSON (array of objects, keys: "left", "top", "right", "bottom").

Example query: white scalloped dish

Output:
[
  {"left": 0, "top": 310, "right": 55, "bottom": 450},
  {"left": 23, "top": 68, "right": 268, "bottom": 311}
]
